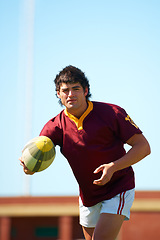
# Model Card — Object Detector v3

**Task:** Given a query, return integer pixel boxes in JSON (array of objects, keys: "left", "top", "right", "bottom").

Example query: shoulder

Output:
[
  {"left": 40, "top": 110, "right": 65, "bottom": 146},
  {"left": 92, "top": 101, "right": 124, "bottom": 115},
  {"left": 40, "top": 110, "right": 65, "bottom": 134}
]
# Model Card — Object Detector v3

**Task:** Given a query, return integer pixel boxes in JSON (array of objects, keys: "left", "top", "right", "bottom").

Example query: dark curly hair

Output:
[{"left": 54, "top": 65, "right": 91, "bottom": 104}]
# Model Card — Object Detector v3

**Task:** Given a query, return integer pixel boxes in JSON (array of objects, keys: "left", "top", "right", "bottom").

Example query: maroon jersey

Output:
[{"left": 40, "top": 101, "right": 142, "bottom": 207}]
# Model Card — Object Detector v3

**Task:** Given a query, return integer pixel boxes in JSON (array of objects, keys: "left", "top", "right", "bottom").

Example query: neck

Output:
[{"left": 66, "top": 101, "right": 88, "bottom": 119}]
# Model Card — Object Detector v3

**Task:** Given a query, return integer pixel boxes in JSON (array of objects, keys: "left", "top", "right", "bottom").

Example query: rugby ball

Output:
[{"left": 22, "top": 136, "right": 56, "bottom": 172}]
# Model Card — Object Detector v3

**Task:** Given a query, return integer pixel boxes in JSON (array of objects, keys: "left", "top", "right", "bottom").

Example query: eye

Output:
[
  {"left": 62, "top": 89, "right": 69, "bottom": 93},
  {"left": 73, "top": 87, "right": 80, "bottom": 91}
]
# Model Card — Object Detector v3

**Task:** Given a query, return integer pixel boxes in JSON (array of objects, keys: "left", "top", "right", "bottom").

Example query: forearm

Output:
[
  {"left": 112, "top": 135, "right": 151, "bottom": 173},
  {"left": 93, "top": 134, "right": 151, "bottom": 186}
]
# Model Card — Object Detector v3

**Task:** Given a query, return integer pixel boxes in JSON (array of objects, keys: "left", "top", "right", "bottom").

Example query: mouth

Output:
[{"left": 67, "top": 99, "right": 77, "bottom": 104}]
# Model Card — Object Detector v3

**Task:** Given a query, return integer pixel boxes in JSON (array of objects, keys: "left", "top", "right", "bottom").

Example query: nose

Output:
[{"left": 68, "top": 90, "right": 74, "bottom": 97}]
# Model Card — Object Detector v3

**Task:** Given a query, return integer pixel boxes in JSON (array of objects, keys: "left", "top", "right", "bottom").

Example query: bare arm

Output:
[{"left": 93, "top": 134, "right": 151, "bottom": 186}]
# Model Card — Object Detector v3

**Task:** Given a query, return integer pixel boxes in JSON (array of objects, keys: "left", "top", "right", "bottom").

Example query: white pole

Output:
[
  {"left": 22, "top": 0, "right": 35, "bottom": 195},
  {"left": 24, "top": 0, "right": 35, "bottom": 141}
]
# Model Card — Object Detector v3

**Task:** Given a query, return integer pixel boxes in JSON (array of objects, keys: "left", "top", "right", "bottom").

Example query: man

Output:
[{"left": 20, "top": 65, "right": 151, "bottom": 240}]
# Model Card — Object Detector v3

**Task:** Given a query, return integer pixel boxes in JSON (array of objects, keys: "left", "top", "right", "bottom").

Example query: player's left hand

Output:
[{"left": 93, "top": 163, "right": 115, "bottom": 186}]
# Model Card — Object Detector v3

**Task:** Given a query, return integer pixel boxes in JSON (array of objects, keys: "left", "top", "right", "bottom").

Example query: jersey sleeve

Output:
[
  {"left": 40, "top": 114, "right": 63, "bottom": 147},
  {"left": 112, "top": 105, "right": 142, "bottom": 143}
]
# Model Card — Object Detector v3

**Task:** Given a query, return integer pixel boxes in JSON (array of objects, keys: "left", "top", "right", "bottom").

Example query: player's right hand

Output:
[{"left": 19, "top": 157, "right": 35, "bottom": 175}]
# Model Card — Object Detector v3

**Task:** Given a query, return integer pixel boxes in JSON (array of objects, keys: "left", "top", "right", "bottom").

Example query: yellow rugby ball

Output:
[{"left": 22, "top": 136, "right": 56, "bottom": 172}]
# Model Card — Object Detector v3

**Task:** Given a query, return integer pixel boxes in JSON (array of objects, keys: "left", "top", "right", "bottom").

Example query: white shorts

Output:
[{"left": 79, "top": 188, "right": 135, "bottom": 228}]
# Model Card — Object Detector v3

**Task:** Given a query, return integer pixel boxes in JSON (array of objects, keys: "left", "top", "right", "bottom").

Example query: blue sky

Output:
[{"left": 1, "top": 0, "right": 159, "bottom": 196}]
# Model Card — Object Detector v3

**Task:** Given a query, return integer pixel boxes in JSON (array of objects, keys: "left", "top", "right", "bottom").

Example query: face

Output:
[{"left": 57, "top": 82, "right": 88, "bottom": 117}]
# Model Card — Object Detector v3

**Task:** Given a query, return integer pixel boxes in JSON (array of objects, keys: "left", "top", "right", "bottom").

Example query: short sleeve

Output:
[
  {"left": 112, "top": 105, "right": 142, "bottom": 143},
  {"left": 40, "top": 115, "right": 63, "bottom": 147}
]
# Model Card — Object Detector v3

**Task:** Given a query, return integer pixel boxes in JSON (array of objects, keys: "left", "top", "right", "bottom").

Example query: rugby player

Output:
[{"left": 20, "top": 65, "right": 151, "bottom": 240}]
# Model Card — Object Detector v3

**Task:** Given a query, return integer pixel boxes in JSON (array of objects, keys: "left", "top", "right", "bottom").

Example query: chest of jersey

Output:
[{"left": 61, "top": 109, "right": 124, "bottom": 169}]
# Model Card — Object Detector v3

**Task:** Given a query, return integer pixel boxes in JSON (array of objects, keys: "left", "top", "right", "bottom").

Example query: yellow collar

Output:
[{"left": 64, "top": 101, "right": 93, "bottom": 130}]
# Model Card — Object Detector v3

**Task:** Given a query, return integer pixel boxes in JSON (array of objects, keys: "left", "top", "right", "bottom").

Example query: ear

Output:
[
  {"left": 84, "top": 87, "right": 88, "bottom": 97},
  {"left": 57, "top": 91, "right": 61, "bottom": 99}
]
